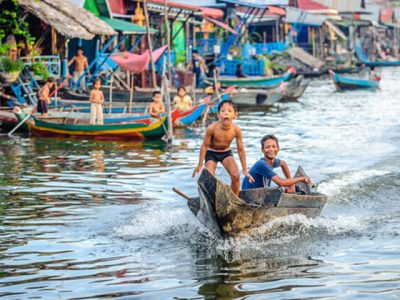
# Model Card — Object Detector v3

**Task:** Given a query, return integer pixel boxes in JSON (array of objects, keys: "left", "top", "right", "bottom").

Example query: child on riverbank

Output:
[
  {"left": 89, "top": 78, "right": 104, "bottom": 125},
  {"left": 242, "top": 135, "right": 310, "bottom": 192},
  {"left": 192, "top": 100, "right": 254, "bottom": 195},
  {"left": 37, "top": 77, "right": 55, "bottom": 118}
]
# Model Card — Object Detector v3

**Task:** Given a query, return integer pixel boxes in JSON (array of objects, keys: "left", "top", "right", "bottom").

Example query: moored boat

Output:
[
  {"left": 182, "top": 167, "right": 327, "bottom": 237},
  {"left": 205, "top": 70, "right": 294, "bottom": 88},
  {"left": 329, "top": 70, "right": 379, "bottom": 91},
  {"left": 231, "top": 88, "right": 283, "bottom": 109},
  {"left": 279, "top": 75, "right": 310, "bottom": 102},
  {"left": 355, "top": 44, "right": 400, "bottom": 67},
  {"left": 14, "top": 107, "right": 168, "bottom": 141}
]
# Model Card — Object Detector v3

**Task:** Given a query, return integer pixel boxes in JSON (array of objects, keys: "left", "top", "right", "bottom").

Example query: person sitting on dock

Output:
[
  {"left": 235, "top": 64, "right": 247, "bottom": 78},
  {"left": 192, "top": 100, "right": 254, "bottom": 195},
  {"left": 147, "top": 91, "right": 165, "bottom": 118},
  {"left": 68, "top": 47, "right": 90, "bottom": 94},
  {"left": 242, "top": 135, "right": 311, "bottom": 193},
  {"left": 37, "top": 77, "right": 55, "bottom": 118},
  {"left": 173, "top": 87, "right": 193, "bottom": 113},
  {"left": 89, "top": 78, "right": 104, "bottom": 125}
]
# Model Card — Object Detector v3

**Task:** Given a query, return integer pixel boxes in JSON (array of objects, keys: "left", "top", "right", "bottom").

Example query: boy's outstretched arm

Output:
[
  {"left": 272, "top": 175, "right": 310, "bottom": 188},
  {"left": 236, "top": 127, "right": 254, "bottom": 183},
  {"left": 280, "top": 160, "right": 295, "bottom": 193},
  {"left": 192, "top": 126, "right": 213, "bottom": 177}
]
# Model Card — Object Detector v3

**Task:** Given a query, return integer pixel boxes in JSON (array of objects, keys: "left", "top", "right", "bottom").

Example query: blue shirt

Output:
[{"left": 242, "top": 158, "right": 281, "bottom": 190}]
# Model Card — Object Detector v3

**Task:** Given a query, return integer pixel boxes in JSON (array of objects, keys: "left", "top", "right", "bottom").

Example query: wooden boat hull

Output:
[
  {"left": 231, "top": 89, "right": 283, "bottom": 109},
  {"left": 280, "top": 76, "right": 310, "bottom": 102},
  {"left": 330, "top": 71, "right": 379, "bottom": 91},
  {"left": 355, "top": 45, "right": 400, "bottom": 67},
  {"left": 14, "top": 108, "right": 167, "bottom": 141},
  {"left": 172, "top": 102, "right": 208, "bottom": 126},
  {"left": 189, "top": 168, "right": 327, "bottom": 237},
  {"left": 206, "top": 71, "right": 294, "bottom": 87}
]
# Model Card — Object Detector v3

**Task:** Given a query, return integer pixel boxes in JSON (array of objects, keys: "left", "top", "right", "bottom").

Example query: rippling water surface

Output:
[{"left": 1, "top": 69, "right": 400, "bottom": 299}]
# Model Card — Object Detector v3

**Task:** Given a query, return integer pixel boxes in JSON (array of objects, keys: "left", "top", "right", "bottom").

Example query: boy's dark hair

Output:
[
  {"left": 47, "top": 77, "right": 55, "bottom": 83},
  {"left": 77, "top": 47, "right": 83, "bottom": 51},
  {"left": 261, "top": 134, "right": 279, "bottom": 149},
  {"left": 152, "top": 91, "right": 161, "bottom": 97},
  {"left": 93, "top": 78, "right": 101, "bottom": 85},
  {"left": 192, "top": 49, "right": 198, "bottom": 54},
  {"left": 177, "top": 86, "right": 186, "bottom": 92},
  {"left": 217, "top": 99, "right": 237, "bottom": 113}
]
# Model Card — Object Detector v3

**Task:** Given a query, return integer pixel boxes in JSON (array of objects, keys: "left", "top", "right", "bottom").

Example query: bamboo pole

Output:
[
  {"left": 109, "top": 73, "right": 113, "bottom": 115},
  {"left": 129, "top": 73, "right": 134, "bottom": 113},
  {"left": 164, "top": 0, "right": 171, "bottom": 84},
  {"left": 143, "top": 0, "right": 157, "bottom": 88}
]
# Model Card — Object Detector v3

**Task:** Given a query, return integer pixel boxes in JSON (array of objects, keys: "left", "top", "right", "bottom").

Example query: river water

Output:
[{"left": 1, "top": 68, "right": 400, "bottom": 299}]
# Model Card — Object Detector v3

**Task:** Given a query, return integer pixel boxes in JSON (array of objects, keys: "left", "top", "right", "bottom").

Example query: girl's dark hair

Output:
[
  {"left": 217, "top": 100, "right": 237, "bottom": 112},
  {"left": 261, "top": 134, "right": 279, "bottom": 149},
  {"left": 177, "top": 86, "right": 186, "bottom": 92}
]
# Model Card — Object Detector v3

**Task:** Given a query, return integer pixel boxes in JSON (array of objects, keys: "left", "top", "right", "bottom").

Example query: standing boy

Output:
[
  {"left": 187, "top": 50, "right": 207, "bottom": 88},
  {"left": 68, "top": 47, "right": 90, "bottom": 93},
  {"left": 89, "top": 78, "right": 104, "bottom": 125},
  {"left": 242, "top": 135, "right": 311, "bottom": 192},
  {"left": 192, "top": 100, "right": 254, "bottom": 195},
  {"left": 37, "top": 77, "right": 55, "bottom": 118}
]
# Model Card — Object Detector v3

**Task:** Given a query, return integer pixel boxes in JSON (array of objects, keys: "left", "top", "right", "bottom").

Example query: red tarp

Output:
[
  {"left": 380, "top": 8, "right": 394, "bottom": 23},
  {"left": 109, "top": 0, "right": 127, "bottom": 15},
  {"left": 204, "top": 17, "right": 238, "bottom": 35},
  {"left": 147, "top": 0, "right": 224, "bottom": 18},
  {"left": 268, "top": 6, "right": 285, "bottom": 16},
  {"left": 111, "top": 46, "right": 168, "bottom": 73},
  {"left": 297, "top": 0, "right": 329, "bottom": 10}
]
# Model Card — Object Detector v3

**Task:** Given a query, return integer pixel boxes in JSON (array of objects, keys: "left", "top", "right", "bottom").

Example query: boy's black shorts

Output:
[{"left": 205, "top": 149, "right": 233, "bottom": 163}]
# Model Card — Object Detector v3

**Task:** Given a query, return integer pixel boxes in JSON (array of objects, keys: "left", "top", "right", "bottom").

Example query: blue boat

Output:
[
  {"left": 329, "top": 71, "right": 379, "bottom": 91},
  {"left": 355, "top": 45, "right": 400, "bottom": 67},
  {"left": 205, "top": 70, "right": 295, "bottom": 88}
]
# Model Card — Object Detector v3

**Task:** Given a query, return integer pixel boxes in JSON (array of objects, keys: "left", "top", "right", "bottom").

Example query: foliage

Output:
[
  {"left": 0, "top": 43, "right": 11, "bottom": 56},
  {"left": 0, "top": 0, "right": 35, "bottom": 45},
  {"left": 31, "top": 62, "right": 50, "bottom": 80},
  {"left": 1, "top": 57, "right": 24, "bottom": 73}
]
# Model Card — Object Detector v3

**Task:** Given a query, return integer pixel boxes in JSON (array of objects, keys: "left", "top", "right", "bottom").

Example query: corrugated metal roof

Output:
[
  {"left": 313, "top": 0, "right": 365, "bottom": 12},
  {"left": 284, "top": 9, "right": 327, "bottom": 26}
]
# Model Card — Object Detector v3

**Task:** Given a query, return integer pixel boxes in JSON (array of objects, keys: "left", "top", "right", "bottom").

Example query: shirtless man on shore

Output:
[
  {"left": 68, "top": 47, "right": 90, "bottom": 93},
  {"left": 192, "top": 100, "right": 254, "bottom": 195}
]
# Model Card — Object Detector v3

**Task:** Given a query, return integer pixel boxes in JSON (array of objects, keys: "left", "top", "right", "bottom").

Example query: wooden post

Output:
[
  {"left": 51, "top": 27, "right": 57, "bottom": 55},
  {"left": 109, "top": 73, "right": 113, "bottom": 115},
  {"left": 129, "top": 73, "right": 134, "bottom": 113},
  {"left": 164, "top": 0, "right": 171, "bottom": 83},
  {"left": 143, "top": 0, "right": 157, "bottom": 88},
  {"left": 163, "top": 75, "right": 174, "bottom": 141}
]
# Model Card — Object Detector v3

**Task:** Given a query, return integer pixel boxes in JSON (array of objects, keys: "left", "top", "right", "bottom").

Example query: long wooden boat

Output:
[
  {"left": 329, "top": 70, "right": 379, "bottom": 91},
  {"left": 185, "top": 167, "right": 327, "bottom": 237},
  {"left": 205, "top": 70, "right": 294, "bottom": 87},
  {"left": 280, "top": 75, "right": 310, "bottom": 102},
  {"left": 355, "top": 45, "right": 400, "bottom": 67},
  {"left": 14, "top": 107, "right": 168, "bottom": 140},
  {"left": 231, "top": 88, "right": 283, "bottom": 109}
]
